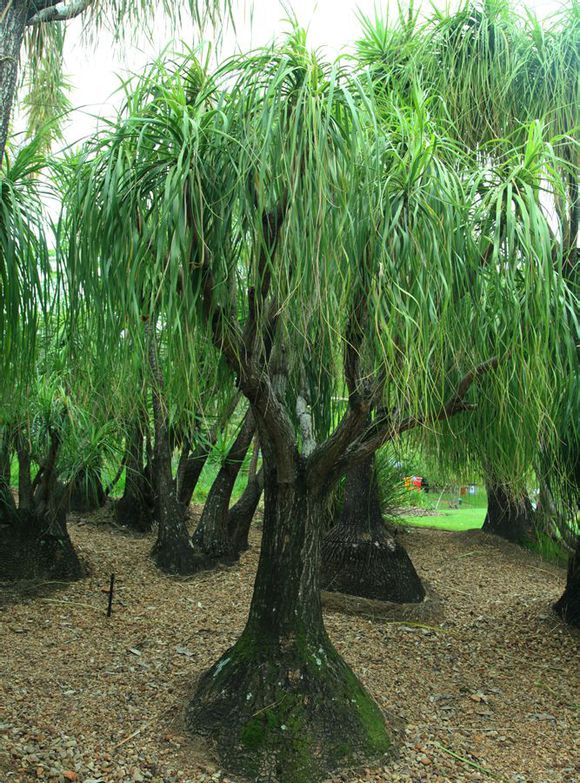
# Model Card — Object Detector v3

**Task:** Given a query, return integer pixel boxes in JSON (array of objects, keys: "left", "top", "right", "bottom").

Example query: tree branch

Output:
[
  {"left": 244, "top": 194, "right": 288, "bottom": 359},
  {"left": 306, "top": 274, "right": 374, "bottom": 490},
  {"left": 320, "top": 356, "right": 500, "bottom": 487},
  {"left": 192, "top": 242, "right": 296, "bottom": 484},
  {"left": 344, "top": 289, "right": 368, "bottom": 406},
  {"left": 306, "top": 401, "right": 371, "bottom": 491},
  {"left": 296, "top": 392, "right": 316, "bottom": 458},
  {"left": 355, "top": 356, "right": 499, "bottom": 460},
  {"left": 27, "top": 0, "right": 93, "bottom": 25}
]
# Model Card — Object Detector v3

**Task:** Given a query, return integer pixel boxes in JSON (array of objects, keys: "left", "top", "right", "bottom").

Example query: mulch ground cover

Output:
[{"left": 1, "top": 508, "right": 577, "bottom": 783}]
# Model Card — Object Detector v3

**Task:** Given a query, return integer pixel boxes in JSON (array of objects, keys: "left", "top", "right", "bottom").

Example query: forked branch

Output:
[{"left": 320, "top": 356, "right": 500, "bottom": 485}]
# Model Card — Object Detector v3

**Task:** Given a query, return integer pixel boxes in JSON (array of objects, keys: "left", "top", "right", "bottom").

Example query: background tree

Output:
[{"left": 356, "top": 0, "right": 578, "bottom": 552}]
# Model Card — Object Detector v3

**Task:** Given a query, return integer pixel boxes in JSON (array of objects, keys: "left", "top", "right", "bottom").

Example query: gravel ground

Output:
[{"left": 0, "top": 509, "right": 578, "bottom": 783}]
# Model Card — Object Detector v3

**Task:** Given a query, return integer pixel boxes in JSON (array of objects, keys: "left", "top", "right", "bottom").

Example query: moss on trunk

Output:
[
  {"left": 188, "top": 625, "right": 389, "bottom": 783},
  {"left": 186, "top": 465, "right": 391, "bottom": 782}
]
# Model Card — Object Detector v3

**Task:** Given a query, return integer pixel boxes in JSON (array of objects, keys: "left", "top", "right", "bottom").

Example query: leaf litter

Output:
[{"left": 0, "top": 509, "right": 578, "bottom": 783}]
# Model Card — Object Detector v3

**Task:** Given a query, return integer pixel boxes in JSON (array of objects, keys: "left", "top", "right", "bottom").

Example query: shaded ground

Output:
[{"left": 0, "top": 507, "right": 578, "bottom": 783}]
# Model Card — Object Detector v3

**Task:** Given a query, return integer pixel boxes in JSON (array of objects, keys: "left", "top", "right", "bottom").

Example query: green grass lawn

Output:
[
  {"left": 399, "top": 503, "right": 571, "bottom": 567},
  {"left": 400, "top": 506, "right": 486, "bottom": 531}
]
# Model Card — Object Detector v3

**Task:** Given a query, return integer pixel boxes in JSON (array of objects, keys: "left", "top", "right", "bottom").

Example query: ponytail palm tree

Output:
[
  {"left": 0, "top": 136, "right": 50, "bottom": 374},
  {"left": 358, "top": 1, "right": 578, "bottom": 552},
  {"left": 62, "top": 34, "right": 569, "bottom": 782}
]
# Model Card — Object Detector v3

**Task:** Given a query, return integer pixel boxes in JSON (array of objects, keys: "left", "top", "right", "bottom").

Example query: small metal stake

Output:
[{"left": 107, "top": 573, "right": 115, "bottom": 617}]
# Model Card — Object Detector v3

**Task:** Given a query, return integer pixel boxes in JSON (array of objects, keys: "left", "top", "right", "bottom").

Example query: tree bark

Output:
[
  {"left": 482, "top": 481, "right": 535, "bottom": 545},
  {"left": 115, "top": 416, "right": 153, "bottom": 532},
  {"left": 187, "top": 459, "right": 391, "bottom": 783},
  {"left": 0, "top": 0, "right": 30, "bottom": 167},
  {"left": 0, "top": 426, "right": 15, "bottom": 516},
  {"left": 15, "top": 432, "right": 33, "bottom": 511},
  {"left": 191, "top": 406, "right": 255, "bottom": 562},
  {"left": 147, "top": 325, "right": 198, "bottom": 574},
  {"left": 0, "top": 428, "right": 84, "bottom": 581},
  {"left": 321, "top": 454, "right": 425, "bottom": 603},
  {"left": 176, "top": 439, "right": 209, "bottom": 506},
  {"left": 553, "top": 535, "right": 580, "bottom": 628},
  {"left": 228, "top": 440, "right": 263, "bottom": 554},
  {"left": 177, "top": 393, "right": 240, "bottom": 507}
]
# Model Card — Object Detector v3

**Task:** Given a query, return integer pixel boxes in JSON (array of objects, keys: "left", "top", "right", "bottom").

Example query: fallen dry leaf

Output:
[{"left": 0, "top": 512, "right": 575, "bottom": 783}]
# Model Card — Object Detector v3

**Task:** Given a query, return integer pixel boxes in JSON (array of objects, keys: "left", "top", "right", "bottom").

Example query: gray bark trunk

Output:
[
  {"left": 0, "top": 425, "right": 15, "bottom": 515},
  {"left": 115, "top": 416, "right": 153, "bottom": 532},
  {"left": 177, "top": 393, "right": 240, "bottom": 507},
  {"left": 321, "top": 453, "right": 425, "bottom": 603},
  {"left": 147, "top": 323, "right": 196, "bottom": 574},
  {"left": 186, "top": 457, "right": 390, "bottom": 782},
  {"left": 15, "top": 432, "right": 33, "bottom": 511},
  {"left": 554, "top": 535, "right": 580, "bottom": 628},
  {"left": 228, "top": 465, "right": 263, "bottom": 554},
  {"left": 0, "top": 427, "right": 84, "bottom": 581},
  {"left": 0, "top": 0, "right": 29, "bottom": 167},
  {"left": 482, "top": 481, "right": 535, "bottom": 545}
]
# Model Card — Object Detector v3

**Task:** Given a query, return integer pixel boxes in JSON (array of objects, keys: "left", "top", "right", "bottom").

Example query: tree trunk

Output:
[
  {"left": 176, "top": 439, "right": 210, "bottom": 506},
  {"left": 147, "top": 327, "right": 198, "bottom": 575},
  {"left": 0, "top": 0, "right": 29, "bottom": 167},
  {"left": 115, "top": 417, "right": 153, "bottom": 532},
  {"left": 177, "top": 392, "right": 241, "bottom": 507},
  {"left": 15, "top": 433, "right": 33, "bottom": 511},
  {"left": 482, "top": 481, "right": 535, "bottom": 545},
  {"left": 0, "top": 427, "right": 15, "bottom": 517},
  {"left": 187, "top": 461, "right": 391, "bottom": 783},
  {"left": 228, "top": 465, "right": 263, "bottom": 555},
  {"left": 0, "top": 429, "right": 84, "bottom": 581},
  {"left": 192, "top": 407, "right": 255, "bottom": 563},
  {"left": 68, "top": 466, "right": 106, "bottom": 513},
  {"left": 321, "top": 455, "right": 425, "bottom": 603},
  {"left": 553, "top": 535, "right": 580, "bottom": 628}
]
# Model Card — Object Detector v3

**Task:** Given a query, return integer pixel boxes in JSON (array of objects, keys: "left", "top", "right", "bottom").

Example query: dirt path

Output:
[{"left": 0, "top": 512, "right": 578, "bottom": 783}]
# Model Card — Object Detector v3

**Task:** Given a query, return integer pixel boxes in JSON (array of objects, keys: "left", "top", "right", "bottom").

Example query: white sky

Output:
[{"left": 18, "top": 0, "right": 568, "bottom": 149}]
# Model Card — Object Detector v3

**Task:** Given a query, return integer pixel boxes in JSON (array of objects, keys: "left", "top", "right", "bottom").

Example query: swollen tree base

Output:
[
  {"left": 151, "top": 491, "right": 212, "bottom": 575},
  {"left": 553, "top": 537, "right": 580, "bottom": 628},
  {"left": 151, "top": 512, "right": 206, "bottom": 576},
  {"left": 186, "top": 626, "right": 391, "bottom": 783},
  {"left": 482, "top": 482, "right": 535, "bottom": 545},
  {"left": 321, "top": 456, "right": 425, "bottom": 604},
  {"left": 115, "top": 491, "right": 153, "bottom": 533},
  {"left": 151, "top": 533, "right": 212, "bottom": 576},
  {"left": 321, "top": 523, "right": 425, "bottom": 603},
  {"left": 151, "top": 538, "right": 209, "bottom": 575},
  {"left": 0, "top": 506, "right": 84, "bottom": 581}
]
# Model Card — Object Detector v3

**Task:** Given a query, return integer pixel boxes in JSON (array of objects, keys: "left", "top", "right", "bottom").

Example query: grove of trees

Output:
[{"left": 1, "top": 2, "right": 578, "bottom": 782}]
